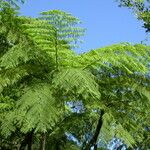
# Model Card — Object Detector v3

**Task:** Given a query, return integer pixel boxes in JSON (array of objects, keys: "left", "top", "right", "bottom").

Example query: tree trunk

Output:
[
  {"left": 27, "top": 130, "right": 34, "bottom": 150},
  {"left": 19, "top": 137, "right": 27, "bottom": 150},
  {"left": 19, "top": 130, "right": 34, "bottom": 150},
  {"left": 84, "top": 110, "right": 104, "bottom": 150},
  {"left": 93, "top": 144, "right": 97, "bottom": 150},
  {"left": 40, "top": 133, "right": 46, "bottom": 150}
]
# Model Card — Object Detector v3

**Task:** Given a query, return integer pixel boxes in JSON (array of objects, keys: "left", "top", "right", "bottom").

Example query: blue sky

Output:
[{"left": 20, "top": 0, "right": 147, "bottom": 53}]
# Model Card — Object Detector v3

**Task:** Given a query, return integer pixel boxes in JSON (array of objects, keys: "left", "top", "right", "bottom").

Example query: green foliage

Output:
[
  {"left": 40, "top": 10, "right": 85, "bottom": 48},
  {"left": 52, "top": 68, "right": 100, "bottom": 100},
  {"left": 0, "top": 95, "right": 14, "bottom": 111},
  {"left": 77, "top": 43, "right": 150, "bottom": 148},
  {"left": 79, "top": 44, "right": 150, "bottom": 73},
  {"left": 1, "top": 83, "right": 63, "bottom": 136},
  {"left": 21, "top": 10, "right": 84, "bottom": 72},
  {"left": 0, "top": 67, "right": 28, "bottom": 93},
  {"left": 0, "top": 1, "right": 150, "bottom": 150},
  {"left": 0, "top": 43, "right": 32, "bottom": 68},
  {"left": 116, "top": 0, "right": 150, "bottom": 32},
  {"left": 0, "top": 0, "right": 25, "bottom": 9},
  {"left": 101, "top": 112, "right": 136, "bottom": 147}
]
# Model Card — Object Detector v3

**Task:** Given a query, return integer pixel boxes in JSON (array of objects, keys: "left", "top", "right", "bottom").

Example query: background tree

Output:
[
  {"left": 116, "top": 0, "right": 150, "bottom": 33},
  {"left": 77, "top": 43, "right": 150, "bottom": 149}
]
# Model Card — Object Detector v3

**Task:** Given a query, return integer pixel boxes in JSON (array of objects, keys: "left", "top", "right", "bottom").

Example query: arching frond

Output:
[
  {"left": 40, "top": 10, "right": 85, "bottom": 48},
  {"left": 1, "top": 83, "right": 63, "bottom": 136},
  {"left": 79, "top": 44, "right": 150, "bottom": 74},
  {"left": 101, "top": 112, "right": 136, "bottom": 147},
  {"left": 52, "top": 68, "right": 101, "bottom": 100},
  {"left": 0, "top": 43, "right": 32, "bottom": 69},
  {"left": 22, "top": 17, "right": 77, "bottom": 68},
  {"left": 0, "top": 67, "right": 28, "bottom": 93}
]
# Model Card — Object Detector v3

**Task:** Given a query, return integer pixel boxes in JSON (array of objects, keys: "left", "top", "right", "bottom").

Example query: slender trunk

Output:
[
  {"left": 27, "top": 130, "right": 34, "bottom": 150},
  {"left": 56, "top": 142, "right": 61, "bottom": 150},
  {"left": 93, "top": 144, "right": 97, "bottom": 150},
  {"left": 40, "top": 133, "right": 46, "bottom": 150},
  {"left": 19, "top": 137, "right": 27, "bottom": 150},
  {"left": 19, "top": 130, "right": 34, "bottom": 150},
  {"left": 84, "top": 110, "right": 104, "bottom": 150}
]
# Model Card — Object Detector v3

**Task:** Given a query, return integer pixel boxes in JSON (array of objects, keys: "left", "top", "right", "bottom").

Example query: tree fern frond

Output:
[
  {"left": 131, "top": 82, "right": 150, "bottom": 101},
  {"left": 0, "top": 94, "right": 14, "bottom": 112},
  {"left": 1, "top": 83, "right": 63, "bottom": 136},
  {"left": 0, "top": 67, "right": 28, "bottom": 93},
  {"left": 22, "top": 16, "right": 78, "bottom": 67},
  {"left": 101, "top": 112, "right": 136, "bottom": 147},
  {"left": 0, "top": 43, "right": 32, "bottom": 69},
  {"left": 79, "top": 44, "right": 150, "bottom": 74},
  {"left": 52, "top": 68, "right": 101, "bottom": 100},
  {"left": 39, "top": 10, "right": 85, "bottom": 48}
]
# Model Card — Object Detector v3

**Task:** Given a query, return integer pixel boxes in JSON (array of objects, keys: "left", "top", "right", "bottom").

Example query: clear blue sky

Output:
[{"left": 20, "top": 0, "right": 147, "bottom": 53}]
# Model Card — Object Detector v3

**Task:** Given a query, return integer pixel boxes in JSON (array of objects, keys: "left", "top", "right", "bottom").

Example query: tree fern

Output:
[
  {"left": 0, "top": 2, "right": 150, "bottom": 149},
  {"left": 76, "top": 43, "right": 150, "bottom": 149}
]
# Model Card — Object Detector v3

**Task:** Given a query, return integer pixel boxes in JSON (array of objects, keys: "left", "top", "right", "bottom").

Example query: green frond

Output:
[
  {"left": 79, "top": 44, "right": 150, "bottom": 74},
  {"left": 39, "top": 9, "right": 85, "bottom": 48},
  {"left": 52, "top": 68, "right": 100, "bottom": 100},
  {"left": 132, "top": 83, "right": 150, "bottom": 101},
  {"left": 1, "top": 83, "right": 63, "bottom": 136},
  {"left": 0, "top": 67, "right": 28, "bottom": 93},
  {"left": 0, "top": 95, "right": 14, "bottom": 112},
  {"left": 40, "top": 9, "right": 81, "bottom": 25},
  {"left": 0, "top": 43, "right": 32, "bottom": 69},
  {"left": 102, "top": 112, "right": 136, "bottom": 147}
]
